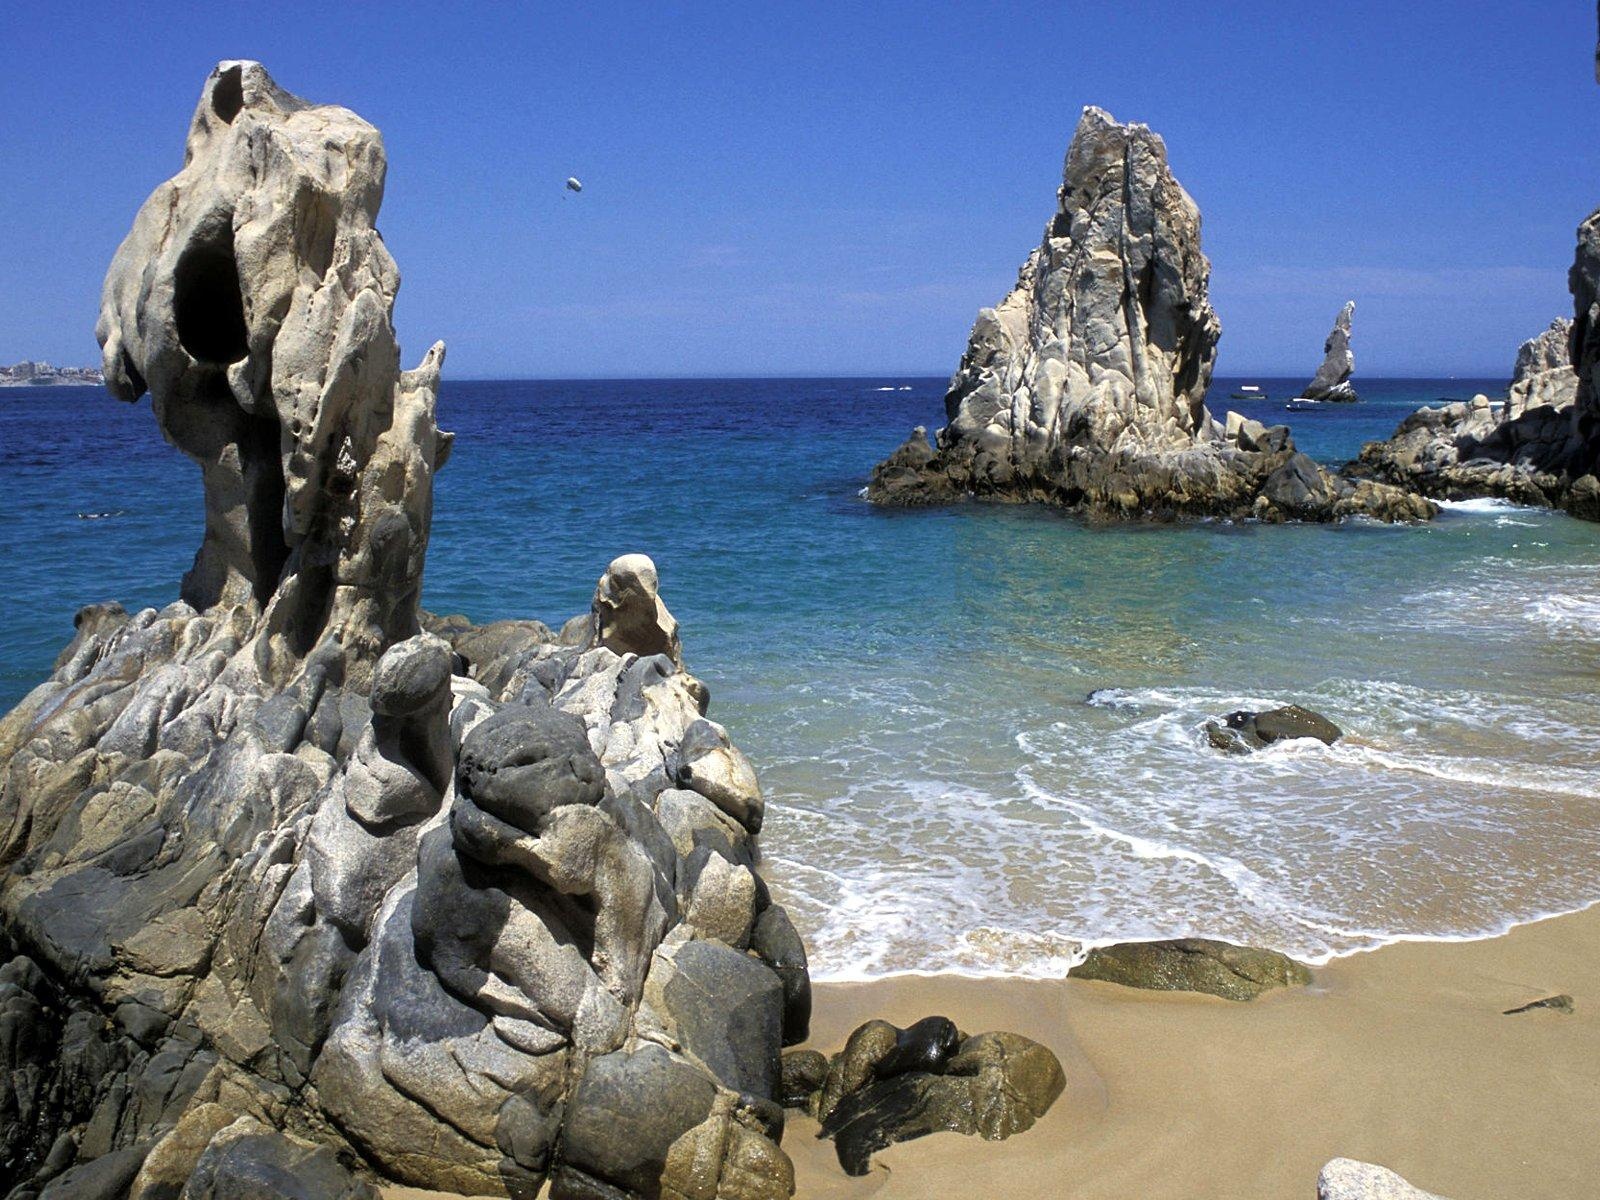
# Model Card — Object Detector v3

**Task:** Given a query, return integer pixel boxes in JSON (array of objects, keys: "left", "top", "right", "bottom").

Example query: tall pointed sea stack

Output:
[
  {"left": 1300, "top": 301, "right": 1359, "bottom": 402},
  {"left": 0, "top": 62, "right": 809, "bottom": 1199},
  {"left": 867, "top": 107, "right": 1429, "bottom": 522}
]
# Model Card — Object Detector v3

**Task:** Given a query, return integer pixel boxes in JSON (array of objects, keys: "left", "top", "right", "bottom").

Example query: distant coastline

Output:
[{"left": 0, "top": 359, "right": 103, "bottom": 387}]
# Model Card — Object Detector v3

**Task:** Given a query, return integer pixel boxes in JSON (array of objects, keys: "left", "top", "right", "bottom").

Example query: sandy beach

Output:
[{"left": 785, "top": 908, "right": 1600, "bottom": 1199}]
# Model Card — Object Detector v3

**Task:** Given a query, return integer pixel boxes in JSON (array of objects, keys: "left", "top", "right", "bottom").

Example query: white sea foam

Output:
[
  {"left": 751, "top": 511, "right": 1600, "bottom": 981},
  {"left": 1435, "top": 496, "right": 1536, "bottom": 513}
]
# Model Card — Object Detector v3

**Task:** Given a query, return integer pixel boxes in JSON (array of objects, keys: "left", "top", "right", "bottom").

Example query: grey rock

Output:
[
  {"left": 676, "top": 719, "right": 765, "bottom": 834},
  {"left": 1317, "top": 1158, "right": 1450, "bottom": 1200},
  {"left": 0, "top": 60, "right": 804, "bottom": 1200},
  {"left": 1074, "top": 938, "right": 1312, "bottom": 1000},
  {"left": 1506, "top": 319, "right": 1578, "bottom": 419},
  {"left": 1301, "top": 302, "right": 1360, "bottom": 402},
  {"left": 37, "top": 1143, "right": 152, "bottom": 1200},
  {"left": 179, "top": 1119, "right": 376, "bottom": 1199},
  {"left": 866, "top": 108, "right": 1430, "bottom": 524},
  {"left": 553, "top": 1043, "right": 791, "bottom": 1200},
  {"left": 638, "top": 937, "right": 783, "bottom": 1100}
]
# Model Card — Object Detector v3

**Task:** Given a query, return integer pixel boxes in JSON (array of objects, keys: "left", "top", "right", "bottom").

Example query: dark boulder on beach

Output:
[
  {"left": 1073, "top": 938, "right": 1313, "bottom": 1001},
  {"left": 804, "top": 1018, "right": 1065, "bottom": 1176}
]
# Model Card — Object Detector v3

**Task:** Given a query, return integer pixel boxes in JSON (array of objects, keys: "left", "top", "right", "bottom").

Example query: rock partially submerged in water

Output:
[
  {"left": 1205, "top": 704, "right": 1343, "bottom": 753},
  {"left": 1318, "top": 1158, "right": 1451, "bottom": 1200},
  {"left": 865, "top": 108, "right": 1431, "bottom": 524},
  {"left": 0, "top": 62, "right": 803, "bottom": 1200},
  {"left": 1073, "top": 938, "right": 1313, "bottom": 1001},
  {"left": 791, "top": 1017, "right": 1064, "bottom": 1176},
  {"left": 1300, "top": 302, "right": 1360, "bottom": 403}
]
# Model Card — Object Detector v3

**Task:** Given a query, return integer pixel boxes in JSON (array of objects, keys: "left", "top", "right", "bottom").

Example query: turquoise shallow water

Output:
[{"left": 5, "top": 376, "right": 1600, "bottom": 977}]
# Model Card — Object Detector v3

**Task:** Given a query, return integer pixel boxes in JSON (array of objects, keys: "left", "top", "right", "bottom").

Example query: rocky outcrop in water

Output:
[
  {"left": 1300, "top": 302, "right": 1360, "bottom": 402},
  {"left": 866, "top": 107, "right": 1432, "bottom": 523},
  {"left": 1351, "top": 222, "right": 1600, "bottom": 520},
  {"left": 1204, "top": 704, "right": 1342, "bottom": 754},
  {"left": 0, "top": 62, "right": 806, "bottom": 1200}
]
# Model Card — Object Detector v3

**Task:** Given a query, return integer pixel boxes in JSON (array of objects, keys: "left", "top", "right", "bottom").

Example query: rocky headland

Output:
[
  {"left": 866, "top": 107, "right": 1431, "bottom": 523},
  {"left": 1297, "top": 301, "right": 1360, "bottom": 403},
  {"left": 1351, "top": 216, "right": 1600, "bottom": 518},
  {"left": 0, "top": 61, "right": 1067, "bottom": 1200}
]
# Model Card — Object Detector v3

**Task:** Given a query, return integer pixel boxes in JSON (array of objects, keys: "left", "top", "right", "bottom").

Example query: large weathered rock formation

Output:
[
  {"left": 0, "top": 62, "right": 809, "bottom": 1200},
  {"left": 1299, "top": 301, "right": 1359, "bottom": 402},
  {"left": 866, "top": 107, "right": 1431, "bottom": 523},
  {"left": 1351, "top": 300, "right": 1600, "bottom": 518},
  {"left": 1506, "top": 318, "right": 1579, "bottom": 419}
]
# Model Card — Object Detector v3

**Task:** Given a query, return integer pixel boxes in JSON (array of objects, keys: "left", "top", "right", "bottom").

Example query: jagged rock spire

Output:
[
  {"left": 96, "top": 61, "right": 450, "bottom": 679},
  {"left": 867, "top": 108, "right": 1429, "bottom": 523},
  {"left": 1301, "top": 301, "right": 1359, "bottom": 403}
]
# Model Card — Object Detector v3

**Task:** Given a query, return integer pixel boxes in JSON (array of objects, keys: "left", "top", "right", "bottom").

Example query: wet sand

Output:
[{"left": 384, "top": 905, "right": 1597, "bottom": 1199}]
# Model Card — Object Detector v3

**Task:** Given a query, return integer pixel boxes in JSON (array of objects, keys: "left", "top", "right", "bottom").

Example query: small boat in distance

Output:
[
  {"left": 1229, "top": 385, "right": 1267, "bottom": 400},
  {"left": 1285, "top": 397, "right": 1323, "bottom": 412}
]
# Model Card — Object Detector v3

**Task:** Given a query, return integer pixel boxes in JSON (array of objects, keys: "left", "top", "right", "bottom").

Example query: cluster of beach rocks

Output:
[{"left": 867, "top": 107, "right": 1432, "bottom": 523}]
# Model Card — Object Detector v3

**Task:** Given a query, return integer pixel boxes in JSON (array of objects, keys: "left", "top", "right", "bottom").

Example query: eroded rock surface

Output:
[
  {"left": 1300, "top": 302, "right": 1359, "bottom": 403},
  {"left": 1317, "top": 1158, "right": 1451, "bottom": 1200},
  {"left": 0, "top": 62, "right": 804, "bottom": 1200},
  {"left": 1073, "top": 938, "right": 1312, "bottom": 1001},
  {"left": 866, "top": 107, "right": 1431, "bottom": 523},
  {"left": 786, "top": 1017, "right": 1064, "bottom": 1177}
]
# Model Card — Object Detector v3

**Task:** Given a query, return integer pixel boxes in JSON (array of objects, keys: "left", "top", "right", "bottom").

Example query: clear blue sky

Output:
[{"left": 2, "top": 1, "right": 1594, "bottom": 378}]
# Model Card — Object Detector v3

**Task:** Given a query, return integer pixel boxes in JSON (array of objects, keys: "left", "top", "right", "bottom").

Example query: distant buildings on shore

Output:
[{"left": 0, "top": 359, "right": 104, "bottom": 387}]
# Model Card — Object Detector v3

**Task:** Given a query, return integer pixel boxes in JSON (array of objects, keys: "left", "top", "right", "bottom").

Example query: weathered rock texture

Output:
[
  {"left": 1072, "top": 939, "right": 1312, "bottom": 1001},
  {"left": 1300, "top": 302, "right": 1359, "bottom": 402},
  {"left": 1352, "top": 227, "right": 1600, "bottom": 520},
  {"left": 1506, "top": 318, "right": 1579, "bottom": 419},
  {"left": 1317, "top": 1158, "right": 1450, "bottom": 1200},
  {"left": 0, "top": 62, "right": 806, "bottom": 1200},
  {"left": 866, "top": 107, "right": 1431, "bottom": 523},
  {"left": 782, "top": 1017, "right": 1064, "bottom": 1176}
]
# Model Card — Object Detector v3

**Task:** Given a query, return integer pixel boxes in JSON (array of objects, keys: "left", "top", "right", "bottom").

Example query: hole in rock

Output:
[
  {"left": 174, "top": 225, "right": 249, "bottom": 366},
  {"left": 212, "top": 66, "right": 244, "bottom": 124}
]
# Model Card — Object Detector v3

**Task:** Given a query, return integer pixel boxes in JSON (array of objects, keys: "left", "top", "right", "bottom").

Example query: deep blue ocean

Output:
[{"left": 6, "top": 376, "right": 1600, "bottom": 977}]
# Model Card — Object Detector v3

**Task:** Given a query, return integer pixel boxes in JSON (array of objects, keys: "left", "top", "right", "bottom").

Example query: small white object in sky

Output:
[{"left": 565, "top": 177, "right": 583, "bottom": 194}]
